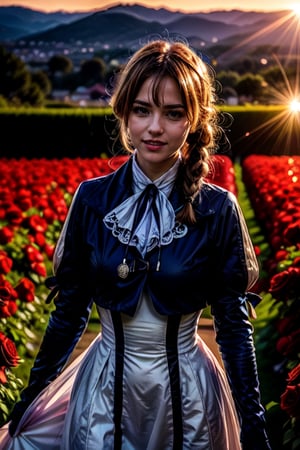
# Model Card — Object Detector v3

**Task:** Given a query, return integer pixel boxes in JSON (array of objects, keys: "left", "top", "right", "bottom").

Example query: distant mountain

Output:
[
  {"left": 0, "top": 5, "right": 90, "bottom": 40},
  {"left": 0, "top": 3, "right": 295, "bottom": 54},
  {"left": 11, "top": 10, "right": 242, "bottom": 45}
]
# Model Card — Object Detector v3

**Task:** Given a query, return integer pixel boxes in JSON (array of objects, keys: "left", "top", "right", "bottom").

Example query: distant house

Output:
[
  {"left": 51, "top": 83, "right": 108, "bottom": 106},
  {"left": 50, "top": 89, "right": 70, "bottom": 102},
  {"left": 89, "top": 83, "right": 107, "bottom": 99},
  {"left": 222, "top": 87, "right": 239, "bottom": 105}
]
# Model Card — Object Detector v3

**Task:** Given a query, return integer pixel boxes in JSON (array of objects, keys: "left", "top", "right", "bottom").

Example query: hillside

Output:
[{"left": 0, "top": 4, "right": 294, "bottom": 53}]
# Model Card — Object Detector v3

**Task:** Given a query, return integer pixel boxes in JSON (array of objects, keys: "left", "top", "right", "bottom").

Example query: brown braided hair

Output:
[{"left": 110, "top": 39, "right": 223, "bottom": 225}]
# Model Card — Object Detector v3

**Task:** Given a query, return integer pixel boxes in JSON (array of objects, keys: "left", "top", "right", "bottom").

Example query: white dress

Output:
[{"left": 0, "top": 292, "right": 241, "bottom": 450}]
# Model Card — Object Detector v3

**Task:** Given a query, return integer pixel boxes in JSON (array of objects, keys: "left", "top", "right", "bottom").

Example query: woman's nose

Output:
[{"left": 149, "top": 114, "right": 163, "bottom": 134}]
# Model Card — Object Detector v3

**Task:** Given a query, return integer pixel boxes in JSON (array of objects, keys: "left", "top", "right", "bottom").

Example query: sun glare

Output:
[
  {"left": 290, "top": 99, "right": 300, "bottom": 112},
  {"left": 291, "top": 3, "right": 300, "bottom": 16},
  {"left": 214, "top": 4, "right": 300, "bottom": 155}
]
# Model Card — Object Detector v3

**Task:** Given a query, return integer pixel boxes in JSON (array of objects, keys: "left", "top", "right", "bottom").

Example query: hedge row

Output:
[{"left": 1, "top": 105, "right": 299, "bottom": 159}]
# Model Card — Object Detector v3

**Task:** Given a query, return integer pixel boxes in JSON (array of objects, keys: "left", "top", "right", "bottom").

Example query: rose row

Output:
[{"left": 241, "top": 154, "right": 300, "bottom": 449}]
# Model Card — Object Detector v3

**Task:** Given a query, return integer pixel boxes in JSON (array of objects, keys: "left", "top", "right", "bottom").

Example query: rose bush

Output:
[
  {"left": 0, "top": 331, "right": 22, "bottom": 424},
  {"left": 242, "top": 154, "right": 300, "bottom": 450},
  {"left": 281, "top": 364, "right": 300, "bottom": 419},
  {"left": 0, "top": 332, "right": 20, "bottom": 384}
]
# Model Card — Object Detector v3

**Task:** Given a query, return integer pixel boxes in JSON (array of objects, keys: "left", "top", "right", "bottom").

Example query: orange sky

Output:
[{"left": 0, "top": 0, "right": 295, "bottom": 13}]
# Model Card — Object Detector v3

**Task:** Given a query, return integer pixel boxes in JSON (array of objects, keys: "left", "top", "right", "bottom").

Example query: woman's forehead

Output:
[{"left": 135, "top": 76, "right": 183, "bottom": 105}]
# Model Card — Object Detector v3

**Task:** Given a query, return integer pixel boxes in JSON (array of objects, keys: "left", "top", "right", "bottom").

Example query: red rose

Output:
[
  {"left": 287, "top": 364, "right": 300, "bottom": 384},
  {"left": 280, "top": 384, "right": 300, "bottom": 418},
  {"left": 36, "top": 198, "right": 49, "bottom": 210},
  {"left": 0, "top": 251, "right": 13, "bottom": 275},
  {"left": 32, "top": 185, "right": 46, "bottom": 196},
  {"left": 16, "top": 196, "right": 32, "bottom": 211},
  {"left": 276, "top": 329, "right": 300, "bottom": 356},
  {"left": 275, "top": 249, "right": 289, "bottom": 261},
  {"left": 24, "top": 244, "right": 44, "bottom": 263},
  {"left": 269, "top": 270, "right": 290, "bottom": 296},
  {"left": 0, "top": 298, "right": 18, "bottom": 318},
  {"left": 0, "top": 279, "right": 18, "bottom": 318},
  {"left": 15, "top": 188, "right": 32, "bottom": 211},
  {"left": 276, "top": 316, "right": 299, "bottom": 335},
  {"left": 254, "top": 245, "right": 261, "bottom": 257},
  {"left": 270, "top": 235, "right": 283, "bottom": 250},
  {"left": 31, "top": 261, "right": 47, "bottom": 277},
  {"left": 0, "top": 208, "right": 6, "bottom": 221},
  {"left": 0, "top": 226, "right": 14, "bottom": 245},
  {"left": 269, "top": 267, "right": 300, "bottom": 300},
  {"left": 0, "top": 332, "right": 20, "bottom": 384},
  {"left": 25, "top": 215, "right": 48, "bottom": 234},
  {"left": 0, "top": 187, "right": 11, "bottom": 202},
  {"left": 15, "top": 277, "right": 35, "bottom": 302},
  {"left": 5, "top": 205, "right": 24, "bottom": 225},
  {"left": 42, "top": 207, "right": 56, "bottom": 222},
  {"left": 293, "top": 257, "right": 300, "bottom": 267},
  {"left": 32, "top": 232, "right": 46, "bottom": 248},
  {"left": 0, "top": 280, "right": 18, "bottom": 301},
  {"left": 284, "top": 220, "right": 300, "bottom": 246},
  {"left": 44, "top": 243, "right": 55, "bottom": 259}
]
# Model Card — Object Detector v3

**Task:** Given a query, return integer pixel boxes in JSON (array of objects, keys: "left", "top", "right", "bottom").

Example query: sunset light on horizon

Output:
[{"left": 0, "top": 0, "right": 298, "bottom": 13}]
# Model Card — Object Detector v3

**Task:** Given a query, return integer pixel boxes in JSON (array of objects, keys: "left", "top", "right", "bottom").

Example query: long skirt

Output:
[{"left": 0, "top": 294, "right": 241, "bottom": 449}]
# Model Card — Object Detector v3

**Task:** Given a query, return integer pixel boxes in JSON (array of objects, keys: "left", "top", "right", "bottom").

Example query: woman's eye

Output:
[
  {"left": 167, "top": 110, "right": 185, "bottom": 120},
  {"left": 132, "top": 106, "right": 149, "bottom": 115}
]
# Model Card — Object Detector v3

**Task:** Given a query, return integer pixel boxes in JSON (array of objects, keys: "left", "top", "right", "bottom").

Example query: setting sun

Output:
[
  {"left": 291, "top": 3, "right": 300, "bottom": 15},
  {"left": 290, "top": 99, "right": 300, "bottom": 111}
]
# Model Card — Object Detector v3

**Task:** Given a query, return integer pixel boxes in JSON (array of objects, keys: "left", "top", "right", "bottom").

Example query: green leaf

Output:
[
  {"left": 0, "top": 402, "right": 10, "bottom": 415},
  {"left": 5, "top": 389, "right": 16, "bottom": 402}
]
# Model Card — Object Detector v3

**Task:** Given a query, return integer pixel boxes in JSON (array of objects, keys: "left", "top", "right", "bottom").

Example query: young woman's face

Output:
[{"left": 128, "top": 76, "right": 190, "bottom": 180}]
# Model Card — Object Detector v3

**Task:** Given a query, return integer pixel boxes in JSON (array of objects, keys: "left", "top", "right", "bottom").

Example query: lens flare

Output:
[
  {"left": 217, "top": 8, "right": 300, "bottom": 155},
  {"left": 290, "top": 99, "right": 300, "bottom": 112},
  {"left": 291, "top": 3, "right": 300, "bottom": 16}
]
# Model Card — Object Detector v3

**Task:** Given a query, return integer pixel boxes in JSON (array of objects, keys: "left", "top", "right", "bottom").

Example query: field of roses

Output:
[
  {"left": 241, "top": 155, "right": 300, "bottom": 450},
  {"left": 0, "top": 153, "right": 299, "bottom": 449}
]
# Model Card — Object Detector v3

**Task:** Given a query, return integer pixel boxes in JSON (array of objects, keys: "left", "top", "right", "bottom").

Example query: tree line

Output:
[{"left": 0, "top": 43, "right": 297, "bottom": 107}]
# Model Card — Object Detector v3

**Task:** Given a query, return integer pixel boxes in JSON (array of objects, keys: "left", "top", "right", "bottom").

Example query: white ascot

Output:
[{"left": 103, "top": 153, "right": 187, "bottom": 257}]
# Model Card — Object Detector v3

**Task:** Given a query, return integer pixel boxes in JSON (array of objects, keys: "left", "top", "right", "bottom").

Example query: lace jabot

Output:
[{"left": 103, "top": 153, "right": 187, "bottom": 257}]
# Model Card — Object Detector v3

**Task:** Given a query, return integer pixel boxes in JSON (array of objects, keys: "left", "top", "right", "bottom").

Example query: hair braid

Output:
[{"left": 176, "top": 105, "right": 215, "bottom": 225}]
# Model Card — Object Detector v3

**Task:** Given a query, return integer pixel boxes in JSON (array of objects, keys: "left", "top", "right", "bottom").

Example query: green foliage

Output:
[
  {"left": 0, "top": 45, "right": 48, "bottom": 107},
  {"left": 0, "top": 371, "right": 23, "bottom": 425},
  {"left": 217, "top": 70, "right": 239, "bottom": 88},
  {"left": 47, "top": 54, "right": 73, "bottom": 75},
  {"left": 80, "top": 57, "right": 106, "bottom": 86},
  {"left": 31, "top": 70, "right": 52, "bottom": 97},
  {"left": 0, "top": 95, "right": 8, "bottom": 108},
  {"left": 235, "top": 73, "right": 266, "bottom": 99}
]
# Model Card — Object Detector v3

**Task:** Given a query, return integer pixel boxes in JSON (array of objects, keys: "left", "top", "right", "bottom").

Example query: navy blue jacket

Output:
[{"left": 52, "top": 155, "right": 259, "bottom": 316}]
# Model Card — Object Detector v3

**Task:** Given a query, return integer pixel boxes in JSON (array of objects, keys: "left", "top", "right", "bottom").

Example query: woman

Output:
[{"left": 4, "top": 39, "right": 271, "bottom": 449}]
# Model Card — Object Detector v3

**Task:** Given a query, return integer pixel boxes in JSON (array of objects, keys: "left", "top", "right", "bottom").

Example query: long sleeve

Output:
[
  {"left": 210, "top": 192, "right": 271, "bottom": 450},
  {"left": 212, "top": 294, "right": 271, "bottom": 449}
]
